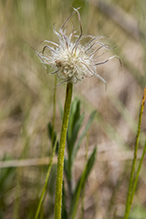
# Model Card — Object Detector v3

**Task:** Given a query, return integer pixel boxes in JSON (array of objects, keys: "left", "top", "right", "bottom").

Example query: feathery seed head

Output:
[{"left": 36, "top": 8, "right": 120, "bottom": 86}]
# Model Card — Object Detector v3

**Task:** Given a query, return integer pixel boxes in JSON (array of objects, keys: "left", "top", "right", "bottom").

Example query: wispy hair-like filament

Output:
[{"left": 35, "top": 8, "right": 121, "bottom": 87}]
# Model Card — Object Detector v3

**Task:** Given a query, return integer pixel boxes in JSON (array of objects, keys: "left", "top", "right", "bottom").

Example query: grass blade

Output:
[
  {"left": 70, "top": 146, "right": 97, "bottom": 219},
  {"left": 35, "top": 137, "right": 58, "bottom": 219}
]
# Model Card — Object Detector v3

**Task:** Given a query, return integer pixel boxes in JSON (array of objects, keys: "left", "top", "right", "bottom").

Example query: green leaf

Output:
[
  {"left": 68, "top": 98, "right": 81, "bottom": 141},
  {"left": 59, "top": 100, "right": 63, "bottom": 120},
  {"left": 67, "top": 113, "right": 84, "bottom": 156},
  {"left": 66, "top": 99, "right": 84, "bottom": 187},
  {"left": 62, "top": 181, "right": 68, "bottom": 219},
  {"left": 70, "top": 146, "right": 97, "bottom": 219},
  {"left": 64, "top": 158, "right": 69, "bottom": 180},
  {"left": 0, "top": 156, "right": 15, "bottom": 217},
  {"left": 129, "top": 205, "right": 146, "bottom": 219},
  {"left": 71, "top": 110, "right": 96, "bottom": 164},
  {"left": 0, "top": 155, "right": 15, "bottom": 195},
  {"left": 47, "top": 122, "right": 59, "bottom": 154}
]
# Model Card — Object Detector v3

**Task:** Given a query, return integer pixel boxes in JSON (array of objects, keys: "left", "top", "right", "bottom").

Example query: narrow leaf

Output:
[
  {"left": 70, "top": 146, "right": 97, "bottom": 219},
  {"left": 67, "top": 113, "right": 84, "bottom": 156},
  {"left": 62, "top": 181, "right": 68, "bottom": 219},
  {"left": 48, "top": 122, "right": 59, "bottom": 154},
  {"left": 68, "top": 99, "right": 80, "bottom": 142},
  {"left": 71, "top": 110, "right": 96, "bottom": 163}
]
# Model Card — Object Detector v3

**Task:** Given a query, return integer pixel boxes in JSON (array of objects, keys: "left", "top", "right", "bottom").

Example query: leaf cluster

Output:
[{"left": 48, "top": 98, "right": 97, "bottom": 219}]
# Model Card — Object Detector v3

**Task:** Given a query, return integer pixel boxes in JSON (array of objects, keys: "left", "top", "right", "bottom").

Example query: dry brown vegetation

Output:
[{"left": 0, "top": 0, "right": 146, "bottom": 218}]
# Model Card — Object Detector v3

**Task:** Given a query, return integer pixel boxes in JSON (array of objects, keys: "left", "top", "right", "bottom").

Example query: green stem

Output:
[
  {"left": 130, "top": 140, "right": 146, "bottom": 205},
  {"left": 54, "top": 82, "right": 73, "bottom": 219},
  {"left": 35, "top": 137, "right": 58, "bottom": 219},
  {"left": 52, "top": 76, "right": 57, "bottom": 149},
  {"left": 124, "top": 86, "right": 146, "bottom": 219}
]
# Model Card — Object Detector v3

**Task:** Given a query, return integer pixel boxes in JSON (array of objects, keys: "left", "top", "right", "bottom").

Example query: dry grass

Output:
[{"left": 0, "top": 0, "right": 146, "bottom": 218}]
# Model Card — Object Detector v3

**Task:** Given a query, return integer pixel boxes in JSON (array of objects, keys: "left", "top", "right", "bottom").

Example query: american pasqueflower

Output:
[{"left": 36, "top": 8, "right": 120, "bottom": 86}]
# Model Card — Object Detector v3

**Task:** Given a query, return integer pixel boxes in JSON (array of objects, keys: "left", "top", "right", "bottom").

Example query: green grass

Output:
[{"left": 0, "top": 0, "right": 146, "bottom": 219}]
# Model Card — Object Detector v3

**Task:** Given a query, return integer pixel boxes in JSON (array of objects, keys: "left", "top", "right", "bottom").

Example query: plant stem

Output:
[
  {"left": 130, "top": 140, "right": 146, "bottom": 205},
  {"left": 35, "top": 138, "right": 58, "bottom": 219},
  {"left": 124, "top": 86, "right": 146, "bottom": 219},
  {"left": 54, "top": 82, "right": 73, "bottom": 219},
  {"left": 52, "top": 76, "right": 57, "bottom": 149}
]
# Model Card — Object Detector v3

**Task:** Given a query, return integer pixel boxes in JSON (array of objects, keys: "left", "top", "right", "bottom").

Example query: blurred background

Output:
[{"left": 0, "top": 0, "right": 146, "bottom": 218}]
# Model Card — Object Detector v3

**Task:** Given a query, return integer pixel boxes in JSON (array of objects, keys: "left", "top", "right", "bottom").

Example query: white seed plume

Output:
[{"left": 36, "top": 8, "right": 120, "bottom": 86}]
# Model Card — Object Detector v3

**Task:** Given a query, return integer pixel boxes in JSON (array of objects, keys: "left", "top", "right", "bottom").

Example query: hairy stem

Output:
[
  {"left": 54, "top": 82, "right": 73, "bottom": 219},
  {"left": 124, "top": 86, "right": 146, "bottom": 219}
]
